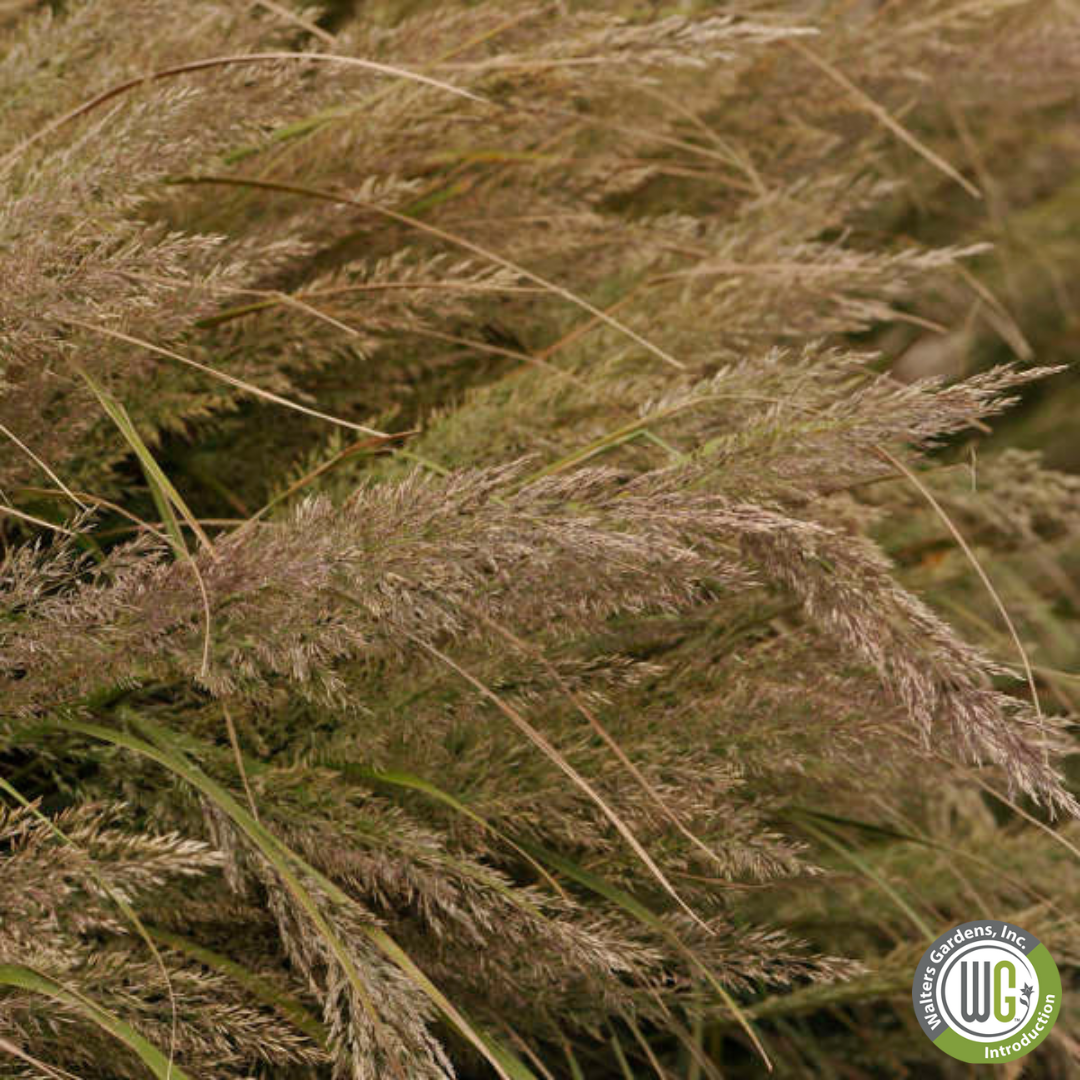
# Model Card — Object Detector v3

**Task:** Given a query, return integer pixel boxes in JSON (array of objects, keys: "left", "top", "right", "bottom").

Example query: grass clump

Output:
[{"left": 1, "top": 1, "right": 1078, "bottom": 1077}]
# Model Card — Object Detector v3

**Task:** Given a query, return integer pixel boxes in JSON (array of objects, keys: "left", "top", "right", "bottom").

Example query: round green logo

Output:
[{"left": 912, "top": 921, "right": 1061, "bottom": 1064}]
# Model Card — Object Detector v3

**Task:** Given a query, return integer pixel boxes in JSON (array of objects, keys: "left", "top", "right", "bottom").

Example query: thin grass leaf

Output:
[
  {"left": 144, "top": 925, "right": 329, "bottom": 1047},
  {"left": 514, "top": 840, "right": 773, "bottom": 1071},
  {"left": 72, "top": 364, "right": 211, "bottom": 554},
  {"left": 0, "top": 965, "right": 192, "bottom": 1080},
  {"left": 49, "top": 713, "right": 537, "bottom": 1080}
]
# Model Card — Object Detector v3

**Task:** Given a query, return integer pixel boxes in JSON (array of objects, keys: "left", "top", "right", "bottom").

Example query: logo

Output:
[{"left": 912, "top": 920, "right": 1061, "bottom": 1064}]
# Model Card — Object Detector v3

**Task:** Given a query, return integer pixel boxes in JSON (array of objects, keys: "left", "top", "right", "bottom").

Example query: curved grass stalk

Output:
[
  {"left": 16, "top": 486, "right": 174, "bottom": 546},
  {"left": 0, "top": 1036, "right": 83, "bottom": 1080},
  {"left": 0, "top": 52, "right": 484, "bottom": 178},
  {"left": 144, "top": 925, "right": 329, "bottom": 1048},
  {"left": 873, "top": 445, "right": 1047, "bottom": 761},
  {"left": 781, "top": 38, "right": 981, "bottom": 199},
  {"left": 514, "top": 838, "right": 773, "bottom": 1071},
  {"left": 464, "top": 604, "right": 730, "bottom": 873},
  {"left": 0, "top": 964, "right": 190, "bottom": 1080},
  {"left": 0, "top": 423, "right": 86, "bottom": 510},
  {"left": 221, "top": 6, "right": 545, "bottom": 165},
  {"left": 333, "top": 761, "right": 569, "bottom": 903},
  {"left": 787, "top": 803, "right": 1080, "bottom": 930},
  {"left": 73, "top": 364, "right": 215, "bottom": 675},
  {"left": 60, "top": 318, "right": 395, "bottom": 441},
  {"left": 0, "top": 503, "right": 77, "bottom": 535},
  {"left": 785, "top": 813, "right": 937, "bottom": 941},
  {"left": 168, "top": 175, "right": 687, "bottom": 370},
  {"left": 0, "top": 777, "right": 183, "bottom": 1080},
  {"left": 919, "top": 742, "right": 1080, "bottom": 864},
  {"left": 53, "top": 713, "right": 539, "bottom": 1080},
  {"left": 413, "top": 637, "right": 712, "bottom": 936}
]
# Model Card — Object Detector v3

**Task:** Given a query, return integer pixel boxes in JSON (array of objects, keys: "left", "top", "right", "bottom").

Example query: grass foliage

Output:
[{"left": 1, "top": 0, "right": 1079, "bottom": 1076}]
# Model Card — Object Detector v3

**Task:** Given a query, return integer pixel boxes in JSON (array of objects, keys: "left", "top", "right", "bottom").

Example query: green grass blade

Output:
[
  {"left": 515, "top": 840, "right": 772, "bottom": 1070},
  {"left": 144, "top": 926, "right": 329, "bottom": 1047},
  {"left": 788, "top": 815, "right": 935, "bottom": 940},
  {"left": 333, "top": 762, "right": 568, "bottom": 903},
  {"left": 609, "top": 1028, "right": 636, "bottom": 1080},
  {"left": 0, "top": 777, "right": 183, "bottom": 1077},
  {"left": 562, "top": 1040, "right": 587, "bottom": 1080},
  {"left": 72, "top": 365, "right": 210, "bottom": 554},
  {"left": 53, "top": 714, "right": 537, "bottom": 1080},
  {"left": 0, "top": 965, "right": 192, "bottom": 1080}
]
